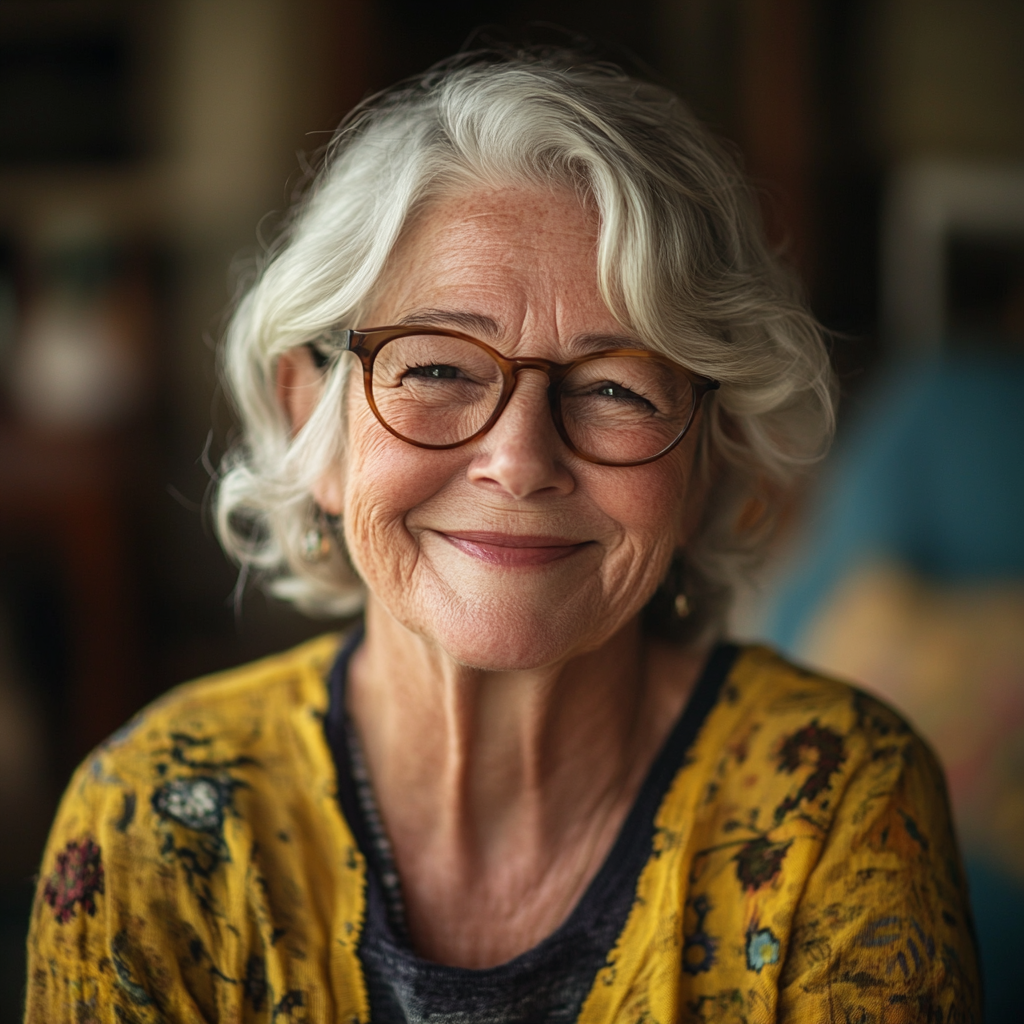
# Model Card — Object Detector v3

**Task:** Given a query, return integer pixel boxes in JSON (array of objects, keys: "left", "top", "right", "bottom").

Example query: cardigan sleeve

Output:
[
  {"left": 777, "top": 704, "right": 981, "bottom": 1022},
  {"left": 24, "top": 743, "right": 230, "bottom": 1024}
]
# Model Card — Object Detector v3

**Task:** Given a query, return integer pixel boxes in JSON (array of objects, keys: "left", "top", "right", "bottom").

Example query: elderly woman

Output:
[{"left": 27, "top": 51, "right": 978, "bottom": 1023}]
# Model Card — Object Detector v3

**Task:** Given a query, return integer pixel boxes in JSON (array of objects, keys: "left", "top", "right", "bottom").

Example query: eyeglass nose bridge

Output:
[
  {"left": 471, "top": 357, "right": 567, "bottom": 453},
  {"left": 503, "top": 356, "right": 568, "bottom": 398},
  {"left": 491, "top": 354, "right": 582, "bottom": 430},
  {"left": 505, "top": 355, "right": 561, "bottom": 376}
]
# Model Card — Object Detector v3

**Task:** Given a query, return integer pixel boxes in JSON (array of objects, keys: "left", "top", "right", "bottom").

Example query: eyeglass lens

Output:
[{"left": 369, "top": 333, "right": 697, "bottom": 463}]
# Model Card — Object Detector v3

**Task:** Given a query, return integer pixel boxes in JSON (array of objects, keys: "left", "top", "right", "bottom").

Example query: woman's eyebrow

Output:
[
  {"left": 396, "top": 309, "right": 501, "bottom": 336},
  {"left": 393, "top": 311, "right": 646, "bottom": 353},
  {"left": 570, "top": 332, "right": 648, "bottom": 353}
]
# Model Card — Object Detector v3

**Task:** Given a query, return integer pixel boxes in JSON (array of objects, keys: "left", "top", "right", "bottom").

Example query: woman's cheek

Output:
[
  {"left": 590, "top": 452, "right": 697, "bottom": 606},
  {"left": 341, "top": 422, "right": 448, "bottom": 593},
  {"left": 591, "top": 457, "right": 691, "bottom": 547}
]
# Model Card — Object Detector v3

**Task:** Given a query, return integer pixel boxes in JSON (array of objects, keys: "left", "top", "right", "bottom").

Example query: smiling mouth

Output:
[{"left": 436, "top": 531, "right": 593, "bottom": 567}]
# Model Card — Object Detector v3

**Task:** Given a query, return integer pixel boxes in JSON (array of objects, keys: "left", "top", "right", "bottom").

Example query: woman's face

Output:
[{"left": 318, "top": 186, "right": 707, "bottom": 670}]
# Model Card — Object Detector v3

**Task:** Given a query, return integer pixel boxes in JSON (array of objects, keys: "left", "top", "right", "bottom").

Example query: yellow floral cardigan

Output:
[{"left": 25, "top": 634, "right": 980, "bottom": 1022}]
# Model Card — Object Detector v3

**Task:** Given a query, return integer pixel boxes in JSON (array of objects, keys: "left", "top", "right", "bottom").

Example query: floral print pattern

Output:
[{"left": 42, "top": 837, "right": 105, "bottom": 924}]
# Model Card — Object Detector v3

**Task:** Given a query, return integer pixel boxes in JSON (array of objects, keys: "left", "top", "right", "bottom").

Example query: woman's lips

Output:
[{"left": 436, "top": 531, "right": 593, "bottom": 567}]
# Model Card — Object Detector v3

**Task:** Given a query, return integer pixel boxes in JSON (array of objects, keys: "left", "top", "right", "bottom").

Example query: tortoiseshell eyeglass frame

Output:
[{"left": 307, "top": 324, "right": 720, "bottom": 468}]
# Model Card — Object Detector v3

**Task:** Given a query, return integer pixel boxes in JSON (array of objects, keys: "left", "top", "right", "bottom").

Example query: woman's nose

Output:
[{"left": 466, "top": 371, "right": 575, "bottom": 500}]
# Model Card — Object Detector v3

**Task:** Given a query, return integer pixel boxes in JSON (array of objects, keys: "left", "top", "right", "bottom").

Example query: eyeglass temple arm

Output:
[{"left": 306, "top": 328, "right": 355, "bottom": 368}]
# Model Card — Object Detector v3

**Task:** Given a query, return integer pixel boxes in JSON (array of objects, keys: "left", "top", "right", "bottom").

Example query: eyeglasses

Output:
[{"left": 311, "top": 324, "right": 719, "bottom": 467}]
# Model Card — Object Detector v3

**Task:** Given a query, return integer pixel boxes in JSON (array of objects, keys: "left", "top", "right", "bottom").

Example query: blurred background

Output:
[{"left": 0, "top": 0, "right": 1021, "bottom": 1019}]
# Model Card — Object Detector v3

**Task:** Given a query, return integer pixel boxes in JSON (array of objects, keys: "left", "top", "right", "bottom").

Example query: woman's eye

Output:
[
  {"left": 594, "top": 382, "right": 654, "bottom": 406},
  {"left": 404, "top": 364, "right": 461, "bottom": 380}
]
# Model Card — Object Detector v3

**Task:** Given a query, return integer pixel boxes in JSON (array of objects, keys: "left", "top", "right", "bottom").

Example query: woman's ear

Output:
[
  {"left": 276, "top": 346, "right": 323, "bottom": 434},
  {"left": 277, "top": 346, "right": 346, "bottom": 516}
]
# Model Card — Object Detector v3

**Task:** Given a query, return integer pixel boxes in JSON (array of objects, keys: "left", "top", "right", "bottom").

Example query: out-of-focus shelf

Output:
[
  {"left": 0, "top": 162, "right": 171, "bottom": 234},
  {"left": 0, "top": 422, "right": 143, "bottom": 763}
]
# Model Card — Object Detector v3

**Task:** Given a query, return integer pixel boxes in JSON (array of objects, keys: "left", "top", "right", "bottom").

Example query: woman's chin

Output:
[
  {"left": 432, "top": 628, "right": 583, "bottom": 672},
  {"left": 425, "top": 593, "right": 606, "bottom": 672}
]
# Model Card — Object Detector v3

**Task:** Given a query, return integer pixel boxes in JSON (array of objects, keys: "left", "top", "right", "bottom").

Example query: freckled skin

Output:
[{"left": 278, "top": 185, "right": 711, "bottom": 969}]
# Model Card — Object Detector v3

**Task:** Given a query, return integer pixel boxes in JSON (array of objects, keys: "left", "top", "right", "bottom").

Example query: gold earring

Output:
[
  {"left": 674, "top": 593, "right": 690, "bottom": 618},
  {"left": 302, "top": 512, "right": 332, "bottom": 562}
]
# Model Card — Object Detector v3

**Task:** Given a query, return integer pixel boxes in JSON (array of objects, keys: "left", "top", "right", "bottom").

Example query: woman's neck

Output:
[{"left": 345, "top": 595, "right": 707, "bottom": 968}]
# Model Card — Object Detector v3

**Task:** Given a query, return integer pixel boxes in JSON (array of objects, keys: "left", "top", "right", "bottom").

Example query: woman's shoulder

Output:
[
  {"left": 718, "top": 641, "right": 924, "bottom": 753},
  {"left": 93, "top": 630, "right": 341, "bottom": 774},
  {"left": 139, "top": 629, "right": 341, "bottom": 727},
  {"left": 43, "top": 630, "right": 345, "bottom": 875},
  {"left": 698, "top": 641, "right": 946, "bottom": 831}
]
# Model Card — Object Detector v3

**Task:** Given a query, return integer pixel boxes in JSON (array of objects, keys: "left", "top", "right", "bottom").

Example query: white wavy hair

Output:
[{"left": 215, "top": 49, "right": 836, "bottom": 638}]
